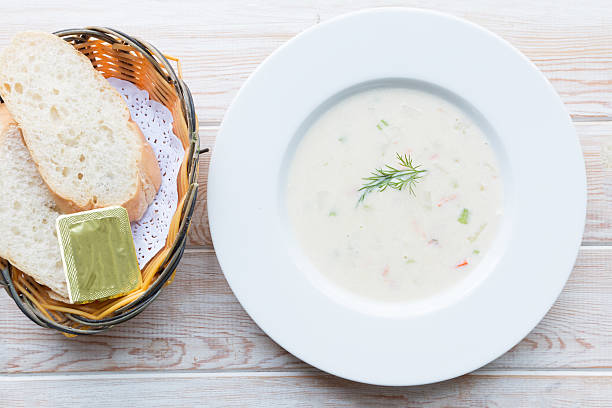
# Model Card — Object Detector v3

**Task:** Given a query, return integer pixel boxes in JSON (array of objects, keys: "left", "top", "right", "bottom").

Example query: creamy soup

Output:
[{"left": 286, "top": 87, "right": 503, "bottom": 302}]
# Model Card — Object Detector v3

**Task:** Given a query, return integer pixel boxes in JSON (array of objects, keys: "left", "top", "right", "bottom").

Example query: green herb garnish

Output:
[
  {"left": 376, "top": 119, "right": 389, "bottom": 130},
  {"left": 357, "top": 153, "right": 426, "bottom": 205},
  {"left": 328, "top": 211, "right": 337, "bottom": 217},
  {"left": 473, "top": 249, "right": 480, "bottom": 255},
  {"left": 458, "top": 208, "right": 470, "bottom": 224},
  {"left": 404, "top": 256, "right": 416, "bottom": 264}
]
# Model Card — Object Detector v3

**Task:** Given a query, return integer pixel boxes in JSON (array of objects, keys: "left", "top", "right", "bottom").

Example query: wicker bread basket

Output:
[{"left": 0, "top": 27, "right": 203, "bottom": 336}]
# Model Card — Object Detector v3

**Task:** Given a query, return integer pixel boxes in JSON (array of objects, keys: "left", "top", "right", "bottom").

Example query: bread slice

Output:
[
  {"left": 0, "top": 105, "right": 68, "bottom": 298},
  {"left": 0, "top": 31, "right": 161, "bottom": 222}
]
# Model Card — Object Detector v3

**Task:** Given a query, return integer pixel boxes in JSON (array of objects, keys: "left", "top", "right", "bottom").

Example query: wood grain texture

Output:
[
  {"left": 582, "top": 122, "right": 612, "bottom": 243},
  {"left": 189, "top": 128, "right": 213, "bottom": 248},
  {"left": 188, "top": 122, "right": 612, "bottom": 247},
  {"left": 2, "top": 246, "right": 610, "bottom": 373},
  {"left": 1, "top": 0, "right": 611, "bottom": 403},
  {"left": 0, "top": 0, "right": 611, "bottom": 121},
  {"left": 2, "top": 372, "right": 612, "bottom": 407}
]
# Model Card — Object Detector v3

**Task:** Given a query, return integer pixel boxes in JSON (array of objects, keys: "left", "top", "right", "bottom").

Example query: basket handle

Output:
[
  {"left": 163, "top": 54, "right": 209, "bottom": 157},
  {"left": 164, "top": 54, "right": 183, "bottom": 80}
]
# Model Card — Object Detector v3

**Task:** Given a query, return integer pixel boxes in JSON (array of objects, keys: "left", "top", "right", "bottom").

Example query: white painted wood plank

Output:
[
  {"left": 0, "top": 0, "right": 610, "bottom": 121},
  {"left": 188, "top": 121, "right": 612, "bottom": 247},
  {"left": 581, "top": 122, "right": 612, "bottom": 243},
  {"left": 1, "top": 246, "right": 610, "bottom": 373},
  {"left": 1, "top": 372, "right": 612, "bottom": 407},
  {"left": 1, "top": 249, "right": 300, "bottom": 373}
]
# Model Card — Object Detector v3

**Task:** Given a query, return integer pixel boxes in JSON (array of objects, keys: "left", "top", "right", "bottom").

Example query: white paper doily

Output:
[{"left": 108, "top": 78, "right": 186, "bottom": 269}]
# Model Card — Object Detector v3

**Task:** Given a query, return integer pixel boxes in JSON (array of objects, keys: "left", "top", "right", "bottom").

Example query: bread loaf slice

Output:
[
  {"left": 0, "top": 31, "right": 161, "bottom": 221},
  {"left": 0, "top": 105, "right": 68, "bottom": 298}
]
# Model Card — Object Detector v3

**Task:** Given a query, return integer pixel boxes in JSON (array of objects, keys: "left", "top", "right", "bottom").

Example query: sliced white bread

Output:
[
  {"left": 0, "top": 105, "right": 68, "bottom": 298},
  {"left": 0, "top": 31, "right": 161, "bottom": 222}
]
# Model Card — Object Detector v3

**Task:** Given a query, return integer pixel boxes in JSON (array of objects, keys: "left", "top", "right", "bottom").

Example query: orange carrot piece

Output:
[
  {"left": 456, "top": 260, "right": 469, "bottom": 268},
  {"left": 382, "top": 265, "right": 390, "bottom": 277},
  {"left": 437, "top": 194, "right": 457, "bottom": 207}
]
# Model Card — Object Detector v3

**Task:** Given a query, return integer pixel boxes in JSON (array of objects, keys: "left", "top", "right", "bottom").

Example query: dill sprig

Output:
[{"left": 357, "top": 153, "right": 427, "bottom": 205}]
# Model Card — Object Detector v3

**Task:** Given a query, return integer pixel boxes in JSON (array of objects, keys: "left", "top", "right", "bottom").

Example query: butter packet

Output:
[{"left": 56, "top": 206, "right": 141, "bottom": 304}]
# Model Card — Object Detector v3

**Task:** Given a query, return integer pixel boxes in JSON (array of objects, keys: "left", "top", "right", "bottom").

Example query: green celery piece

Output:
[{"left": 458, "top": 208, "right": 470, "bottom": 224}]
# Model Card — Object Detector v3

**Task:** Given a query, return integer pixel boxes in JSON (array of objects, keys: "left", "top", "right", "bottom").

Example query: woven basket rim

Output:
[{"left": 0, "top": 27, "right": 200, "bottom": 335}]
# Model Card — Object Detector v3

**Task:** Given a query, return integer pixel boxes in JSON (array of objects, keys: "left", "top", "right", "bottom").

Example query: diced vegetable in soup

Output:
[{"left": 286, "top": 87, "right": 503, "bottom": 302}]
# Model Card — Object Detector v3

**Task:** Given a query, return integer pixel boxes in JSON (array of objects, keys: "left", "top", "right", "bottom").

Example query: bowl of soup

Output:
[{"left": 208, "top": 8, "right": 586, "bottom": 386}]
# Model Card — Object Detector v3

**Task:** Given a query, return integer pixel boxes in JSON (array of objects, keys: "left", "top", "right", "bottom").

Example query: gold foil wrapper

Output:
[{"left": 56, "top": 206, "right": 141, "bottom": 304}]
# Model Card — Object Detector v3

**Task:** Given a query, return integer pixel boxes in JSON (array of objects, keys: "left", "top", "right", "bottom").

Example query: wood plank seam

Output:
[{"left": 4, "top": 369, "right": 612, "bottom": 381}]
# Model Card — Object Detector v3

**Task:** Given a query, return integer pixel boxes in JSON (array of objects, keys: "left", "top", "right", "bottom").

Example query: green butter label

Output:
[{"left": 57, "top": 206, "right": 141, "bottom": 303}]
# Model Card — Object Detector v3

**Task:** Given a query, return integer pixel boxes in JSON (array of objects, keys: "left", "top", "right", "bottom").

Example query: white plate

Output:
[{"left": 208, "top": 8, "right": 586, "bottom": 386}]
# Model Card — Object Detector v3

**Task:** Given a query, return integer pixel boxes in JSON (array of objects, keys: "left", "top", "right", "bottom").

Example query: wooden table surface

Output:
[{"left": 1, "top": 0, "right": 612, "bottom": 406}]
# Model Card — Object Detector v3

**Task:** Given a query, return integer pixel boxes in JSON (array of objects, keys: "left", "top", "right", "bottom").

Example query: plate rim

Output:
[{"left": 208, "top": 7, "right": 586, "bottom": 386}]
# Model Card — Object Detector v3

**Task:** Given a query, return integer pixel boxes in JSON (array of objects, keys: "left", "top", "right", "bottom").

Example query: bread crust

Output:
[{"left": 0, "top": 104, "right": 11, "bottom": 134}]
